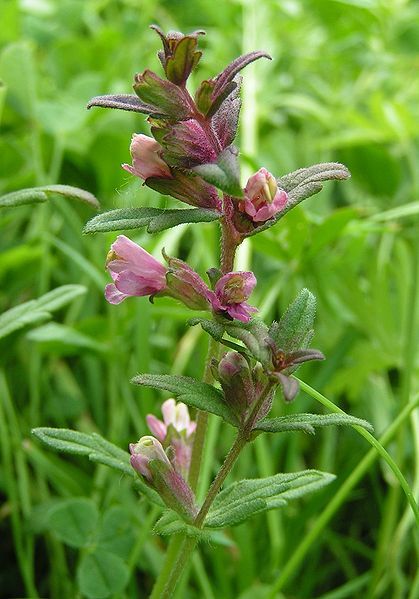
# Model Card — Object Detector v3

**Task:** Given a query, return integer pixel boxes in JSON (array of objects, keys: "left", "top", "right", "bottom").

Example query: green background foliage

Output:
[{"left": 1, "top": 0, "right": 418, "bottom": 597}]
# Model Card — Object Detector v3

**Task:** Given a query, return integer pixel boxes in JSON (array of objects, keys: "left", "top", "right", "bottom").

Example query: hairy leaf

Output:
[
  {"left": 188, "top": 317, "right": 225, "bottom": 341},
  {"left": 31, "top": 427, "right": 163, "bottom": 506},
  {"left": 254, "top": 413, "right": 374, "bottom": 435},
  {"left": 83, "top": 207, "right": 220, "bottom": 234},
  {"left": 87, "top": 93, "right": 163, "bottom": 115},
  {"left": 193, "top": 146, "right": 242, "bottom": 197},
  {"left": 154, "top": 511, "right": 208, "bottom": 540},
  {"left": 206, "top": 470, "right": 335, "bottom": 528},
  {"left": 132, "top": 374, "right": 237, "bottom": 426},
  {"left": 213, "top": 51, "right": 271, "bottom": 96},
  {"left": 269, "top": 288, "right": 316, "bottom": 352}
]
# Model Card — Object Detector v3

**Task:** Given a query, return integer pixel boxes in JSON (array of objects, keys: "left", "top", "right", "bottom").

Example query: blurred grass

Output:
[{"left": 0, "top": 0, "right": 418, "bottom": 597}]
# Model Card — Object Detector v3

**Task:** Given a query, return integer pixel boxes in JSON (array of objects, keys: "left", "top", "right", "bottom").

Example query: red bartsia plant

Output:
[{"left": 33, "top": 26, "right": 374, "bottom": 599}]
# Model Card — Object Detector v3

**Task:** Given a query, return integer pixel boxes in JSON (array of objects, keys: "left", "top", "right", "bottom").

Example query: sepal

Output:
[
  {"left": 150, "top": 25, "right": 205, "bottom": 85},
  {"left": 133, "top": 70, "right": 191, "bottom": 120},
  {"left": 146, "top": 170, "right": 221, "bottom": 209}
]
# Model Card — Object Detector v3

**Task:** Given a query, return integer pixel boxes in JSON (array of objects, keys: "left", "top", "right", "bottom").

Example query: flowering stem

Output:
[
  {"left": 150, "top": 382, "right": 273, "bottom": 598},
  {"left": 193, "top": 381, "right": 273, "bottom": 526},
  {"left": 150, "top": 210, "right": 240, "bottom": 598}
]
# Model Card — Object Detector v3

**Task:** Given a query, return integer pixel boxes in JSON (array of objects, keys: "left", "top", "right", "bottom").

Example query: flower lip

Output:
[
  {"left": 212, "top": 271, "right": 258, "bottom": 323},
  {"left": 122, "top": 133, "right": 172, "bottom": 180},
  {"left": 129, "top": 436, "right": 171, "bottom": 480},
  {"left": 239, "top": 167, "right": 288, "bottom": 223}
]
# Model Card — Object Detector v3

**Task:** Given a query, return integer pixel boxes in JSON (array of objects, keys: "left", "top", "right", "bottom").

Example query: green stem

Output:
[
  {"left": 188, "top": 338, "right": 219, "bottom": 492},
  {"left": 296, "top": 378, "right": 419, "bottom": 525},
  {"left": 149, "top": 535, "right": 190, "bottom": 599},
  {"left": 194, "top": 433, "right": 247, "bottom": 527},
  {"left": 268, "top": 393, "right": 419, "bottom": 596},
  {"left": 150, "top": 379, "right": 272, "bottom": 596},
  {"left": 195, "top": 381, "right": 273, "bottom": 527}
]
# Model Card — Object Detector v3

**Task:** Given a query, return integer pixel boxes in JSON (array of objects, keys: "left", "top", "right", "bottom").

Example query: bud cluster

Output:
[{"left": 130, "top": 400, "right": 198, "bottom": 521}]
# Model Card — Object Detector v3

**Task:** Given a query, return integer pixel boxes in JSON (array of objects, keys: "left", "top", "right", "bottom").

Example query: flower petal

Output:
[{"left": 104, "top": 284, "right": 129, "bottom": 304}]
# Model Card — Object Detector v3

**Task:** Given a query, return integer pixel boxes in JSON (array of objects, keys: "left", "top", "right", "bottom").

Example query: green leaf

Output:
[
  {"left": 0, "top": 184, "right": 100, "bottom": 210},
  {"left": 193, "top": 146, "right": 242, "bottom": 197},
  {"left": 132, "top": 374, "right": 237, "bottom": 426},
  {"left": 31, "top": 427, "right": 163, "bottom": 506},
  {"left": 45, "top": 498, "right": 99, "bottom": 548},
  {"left": 97, "top": 507, "right": 135, "bottom": 559},
  {"left": 154, "top": 511, "right": 208, "bottom": 540},
  {"left": 224, "top": 318, "right": 271, "bottom": 365},
  {"left": 77, "top": 549, "right": 129, "bottom": 599},
  {"left": 279, "top": 162, "right": 350, "bottom": 206},
  {"left": 188, "top": 317, "right": 225, "bottom": 341},
  {"left": 0, "top": 284, "right": 86, "bottom": 340},
  {"left": 205, "top": 470, "right": 335, "bottom": 528},
  {"left": 269, "top": 288, "right": 316, "bottom": 352},
  {"left": 254, "top": 413, "right": 374, "bottom": 435},
  {"left": 83, "top": 207, "right": 220, "bottom": 234}
]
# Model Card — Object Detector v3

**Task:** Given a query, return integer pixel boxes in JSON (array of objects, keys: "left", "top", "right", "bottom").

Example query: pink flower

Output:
[
  {"left": 129, "top": 435, "right": 197, "bottom": 521},
  {"left": 239, "top": 168, "right": 288, "bottom": 223},
  {"left": 212, "top": 272, "right": 258, "bottom": 323},
  {"left": 146, "top": 399, "right": 196, "bottom": 478},
  {"left": 122, "top": 133, "right": 172, "bottom": 180},
  {"left": 105, "top": 235, "right": 167, "bottom": 304},
  {"left": 147, "top": 398, "right": 196, "bottom": 441},
  {"left": 129, "top": 435, "right": 170, "bottom": 481}
]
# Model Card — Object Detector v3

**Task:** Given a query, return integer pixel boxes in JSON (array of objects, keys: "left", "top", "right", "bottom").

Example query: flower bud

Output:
[
  {"left": 151, "top": 26, "right": 205, "bottom": 86},
  {"left": 218, "top": 352, "right": 255, "bottom": 423},
  {"left": 129, "top": 436, "right": 197, "bottom": 521},
  {"left": 146, "top": 399, "right": 196, "bottom": 478},
  {"left": 129, "top": 435, "right": 171, "bottom": 480},
  {"left": 122, "top": 134, "right": 172, "bottom": 180},
  {"left": 105, "top": 236, "right": 167, "bottom": 305},
  {"left": 164, "top": 254, "right": 214, "bottom": 311},
  {"left": 239, "top": 168, "right": 288, "bottom": 223}
]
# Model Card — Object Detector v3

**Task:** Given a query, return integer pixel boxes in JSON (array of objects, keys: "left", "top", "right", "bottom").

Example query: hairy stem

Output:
[
  {"left": 188, "top": 337, "right": 219, "bottom": 492},
  {"left": 194, "top": 381, "right": 273, "bottom": 527}
]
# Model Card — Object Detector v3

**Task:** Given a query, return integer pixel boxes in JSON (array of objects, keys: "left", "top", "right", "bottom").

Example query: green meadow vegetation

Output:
[{"left": 1, "top": 0, "right": 418, "bottom": 597}]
